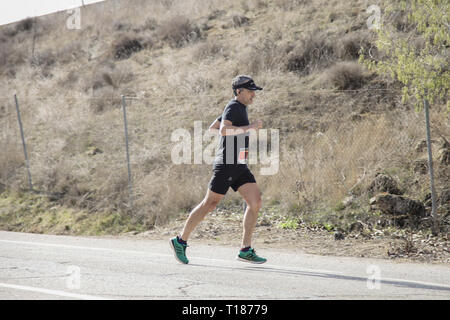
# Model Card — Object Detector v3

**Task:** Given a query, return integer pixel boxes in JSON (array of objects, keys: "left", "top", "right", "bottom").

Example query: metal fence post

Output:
[
  {"left": 424, "top": 96, "right": 438, "bottom": 235},
  {"left": 14, "top": 94, "right": 33, "bottom": 191},
  {"left": 121, "top": 95, "right": 133, "bottom": 209}
]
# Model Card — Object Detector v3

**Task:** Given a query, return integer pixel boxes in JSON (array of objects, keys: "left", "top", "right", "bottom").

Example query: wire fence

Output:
[{"left": 1, "top": 89, "right": 446, "bottom": 229}]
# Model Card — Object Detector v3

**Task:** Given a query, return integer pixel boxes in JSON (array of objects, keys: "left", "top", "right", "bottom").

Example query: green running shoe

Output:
[
  {"left": 170, "top": 237, "right": 189, "bottom": 264},
  {"left": 237, "top": 248, "right": 267, "bottom": 264}
]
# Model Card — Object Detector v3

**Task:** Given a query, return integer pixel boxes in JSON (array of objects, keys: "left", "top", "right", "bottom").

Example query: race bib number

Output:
[{"left": 238, "top": 148, "right": 249, "bottom": 164}]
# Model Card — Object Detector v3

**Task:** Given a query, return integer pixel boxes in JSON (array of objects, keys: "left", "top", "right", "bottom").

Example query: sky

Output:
[{"left": 0, "top": 0, "right": 106, "bottom": 26}]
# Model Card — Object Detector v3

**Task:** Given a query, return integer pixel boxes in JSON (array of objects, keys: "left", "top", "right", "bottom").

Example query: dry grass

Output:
[
  {"left": 192, "top": 38, "right": 227, "bottom": 61},
  {"left": 261, "top": 111, "right": 426, "bottom": 208},
  {"left": 0, "top": 39, "right": 28, "bottom": 78},
  {"left": 273, "top": 0, "right": 309, "bottom": 11},
  {"left": 324, "top": 61, "right": 368, "bottom": 90},
  {"left": 0, "top": 0, "right": 448, "bottom": 232},
  {"left": 285, "top": 31, "right": 336, "bottom": 75}
]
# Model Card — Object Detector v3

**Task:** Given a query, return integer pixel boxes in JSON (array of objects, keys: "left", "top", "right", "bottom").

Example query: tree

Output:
[
  {"left": 361, "top": 0, "right": 449, "bottom": 109},
  {"left": 360, "top": 0, "right": 449, "bottom": 235}
]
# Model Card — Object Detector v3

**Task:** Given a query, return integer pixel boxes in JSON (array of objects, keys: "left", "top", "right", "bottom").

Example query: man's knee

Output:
[
  {"left": 203, "top": 198, "right": 220, "bottom": 212},
  {"left": 247, "top": 197, "right": 262, "bottom": 211}
]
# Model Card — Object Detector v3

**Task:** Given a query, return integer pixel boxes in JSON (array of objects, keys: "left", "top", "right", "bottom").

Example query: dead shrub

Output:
[
  {"left": 254, "top": 0, "right": 269, "bottom": 9},
  {"left": 160, "top": 0, "right": 175, "bottom": 9},
  {"left": 30, "top": 49, "right": 56, "bottom": 68},
  {"left": 1, "top": 17, "right": 35, "bottom": 38},
  {"left": 192, "top": 38, "right": 226, "bottom": 60},
  {"left": 113, "top": 22, "right": 132, "bottom": 32},
  {"left": 16, "top": 18, "right": 34, "bottom": 32},
  {"left": 335, "top": 31, "right": 374, "bottom": 60},
  {"left": 91, "top": 167, "right": 131, "bottom": 212},
  {"left": 29, "top": 49, "right": 56, "bottom": 78},
  {"left": 208, "top": 9, "right": 226, "bottom": 21},
  {"left": 83, "top": 63, "right": 134, "bottom": 94},
  {"left": 111, "top": 34, "right": 143, "bottom": 60},
  {"left": 232, "top": 15, "right": 251, "bottom": 28},
  {"left": 87, "top": 72, "right": 114, "bottom": 91},
  {"left": 158, "top": 16, "right": 203, "bottom": 48},
  {"left": 0, "top": 139, "right": 24, "bottom": 186},
  {"left": 89, "top": 88, "right": 121, "bottom": 113},
  {"left": 324, "top": 61, "right": 367, "bottom": 90},
  {"left": 135, "top": 165, "right": 209, "bottom": 226},
  {"left": 0, "top": 42, "right": 27, "bottom": 72},
  {"left": 239, "top": 38, "right": 291, "bottom": 74},
  {"left": 33, "top": 157, "right": 93, "bottom": 208},
  {"left": 274, "top": 0, "right": 308, "bottom": 10},
  {"left": 140, "top": 18, "right": 158, "bottom": 32},
  {"left": 102, "top": 73, "right": 115, "bottom": 88},
  {"left": 286, "top": 31, "right": 335, "bottom": 75},
  {"left": 1, "top": 26, "right": 17, "bottom": 38},
  {"left": 83, "top": 66, "right": 111, "bottom": 92},
  {"left": 57, "top": 70, "right": 80, "bottom": 88},
  {"left": 3, "top": 68, "right": 16, "bottom": 79},
  {"left": 57, "top": 41, "right": 85, "bottom": 64},
  {"left": 111, "top": 66, "right": 134, "bottom": 87},
  {"left": 385, "top": 10, "right": 416, "bottom": 33}
]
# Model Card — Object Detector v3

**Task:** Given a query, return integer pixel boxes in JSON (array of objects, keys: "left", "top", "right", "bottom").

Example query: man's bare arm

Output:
[
  {"left": 209, "top": 118, "right": 221, "bottom": 134},
  {"left": 219, "top": 119, "right": 262, "bottom": 136}
]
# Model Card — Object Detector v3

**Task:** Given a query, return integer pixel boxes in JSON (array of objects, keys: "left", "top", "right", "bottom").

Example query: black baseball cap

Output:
[{"left": 232, "top": 75, "right": 263, "bottom": 91}]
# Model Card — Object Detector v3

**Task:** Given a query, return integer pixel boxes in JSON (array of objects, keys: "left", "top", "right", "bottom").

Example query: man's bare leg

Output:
[
  {"left": 180, "top": 189, "right": 224, "bottom": 241},
  {"left": 237, "top": 183, "right": 262, "bottom": 248}
]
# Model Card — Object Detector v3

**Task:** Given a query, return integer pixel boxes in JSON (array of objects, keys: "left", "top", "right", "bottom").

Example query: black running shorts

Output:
[{"left": 208, "top": 165, "right": 256, "bottom": 195}]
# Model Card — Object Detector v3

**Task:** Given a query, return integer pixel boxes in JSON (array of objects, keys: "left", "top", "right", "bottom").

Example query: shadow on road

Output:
[{"left": 188, "top": 263, "right": 450, "bottom": 293}]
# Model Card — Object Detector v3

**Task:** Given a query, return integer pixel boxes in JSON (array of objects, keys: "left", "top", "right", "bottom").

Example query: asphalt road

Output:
[{"left": 0, "top": 231, "right": 449, "bottom": 300}]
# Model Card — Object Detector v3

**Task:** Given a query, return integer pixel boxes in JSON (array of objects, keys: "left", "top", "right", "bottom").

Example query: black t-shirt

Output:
[{"left": 213, "top": 99, "right": 250, "bottom": 168}]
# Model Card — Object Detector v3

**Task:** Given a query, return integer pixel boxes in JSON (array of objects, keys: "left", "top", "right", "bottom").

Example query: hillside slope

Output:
[{"left": 0, "top": 0, "right": 448, "bottom": 259}]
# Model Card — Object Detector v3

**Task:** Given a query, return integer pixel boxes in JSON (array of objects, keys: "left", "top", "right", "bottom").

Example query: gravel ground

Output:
[{"left": 130, "top": 210, "right": 450, "bottom": 265}]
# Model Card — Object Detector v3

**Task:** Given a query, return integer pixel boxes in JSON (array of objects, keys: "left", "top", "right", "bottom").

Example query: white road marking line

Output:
[
  {"left": 0, "top": 239, "right": 232, "bottom": 264},
  {"left": 1, "top": 239, "right": 449, "bottom": 291},
  {"left": 0, "top": 239, "right": 169, "bottom": 258},
  {"left": 0, "top": 282, "right": 110, "bottom": 300}
]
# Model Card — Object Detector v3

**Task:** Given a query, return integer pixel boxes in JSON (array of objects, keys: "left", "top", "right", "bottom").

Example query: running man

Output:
[{"left": 170, "top": 75, "right": 267, "bottom": 264}]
